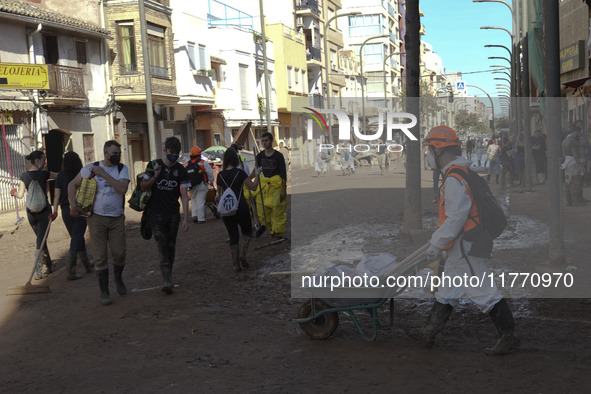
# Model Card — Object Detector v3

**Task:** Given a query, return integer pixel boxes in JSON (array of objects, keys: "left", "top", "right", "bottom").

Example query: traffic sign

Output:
[
  {"left": 0, "top": 63, "right": 49, "bottom": 90},
  {"left": 456, "top": 81, "right": 465, "bottom": 91}
]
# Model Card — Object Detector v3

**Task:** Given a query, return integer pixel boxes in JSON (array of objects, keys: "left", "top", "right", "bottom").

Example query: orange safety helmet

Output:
[
  {"left": 190, "top": 145, "right": 202, "bottom": 156},
  {"left": 423, "top": 126, "right": 460, "bottom": 150}
]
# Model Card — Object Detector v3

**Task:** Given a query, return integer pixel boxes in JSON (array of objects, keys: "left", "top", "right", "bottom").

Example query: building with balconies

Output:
[
  {"left": 168, "top": 0, "right": 221, "bottom": 155},
  {"left": 342, "top": 0, "right": 404, "bottom": 107},
  {"left": 105, "top": 0, "right": 179, "bottom": 179},
  {"left": 206, "top": 0, "right": 279, "bottom": 150},
  {"left": 265, "top": 23, "right": 307, "bottom": 150},
  {"left": 0, "top": 0, "right": 113, "bottom": 211}
]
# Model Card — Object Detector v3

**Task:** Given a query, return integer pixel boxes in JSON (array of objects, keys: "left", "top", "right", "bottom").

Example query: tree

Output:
[{"left": 454, "top": 109, "right": 490, "bottom": 137}]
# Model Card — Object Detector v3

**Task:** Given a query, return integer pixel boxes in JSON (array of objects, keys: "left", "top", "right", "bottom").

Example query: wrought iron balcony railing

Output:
[{"left": 47, "top": 65, "right": 85, "bottom": 99}]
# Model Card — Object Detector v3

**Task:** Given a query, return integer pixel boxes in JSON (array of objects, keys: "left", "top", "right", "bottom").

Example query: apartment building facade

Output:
[{"left": 0, "top": 0, "right": 112, "bottom": 212}]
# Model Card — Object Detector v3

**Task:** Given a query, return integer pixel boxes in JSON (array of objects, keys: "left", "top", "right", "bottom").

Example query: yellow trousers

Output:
[{"left": 248, "top": 175, "right": 287, "bottom": 237}]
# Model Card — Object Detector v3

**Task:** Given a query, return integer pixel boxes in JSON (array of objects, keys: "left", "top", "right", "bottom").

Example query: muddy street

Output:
[{"left": 0, "top": 166, "right": 590, "bottom": 393}]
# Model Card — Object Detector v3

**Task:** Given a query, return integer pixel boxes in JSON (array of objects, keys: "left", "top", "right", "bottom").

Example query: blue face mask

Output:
[{"left": 166, "top": 154, "right": 179, "bottom": 163}]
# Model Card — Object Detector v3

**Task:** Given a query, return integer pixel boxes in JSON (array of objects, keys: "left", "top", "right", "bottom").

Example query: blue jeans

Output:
[
  {"left": 61, "top": 203, "right": 87, "bottom": 252},
  {"left": 487, "top": 157, "right": 500, "bottom": 176}
]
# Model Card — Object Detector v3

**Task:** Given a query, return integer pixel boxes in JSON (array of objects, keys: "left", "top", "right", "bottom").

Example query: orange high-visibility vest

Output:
[{"left": 437, "top": 165, "right": 480, "bottom": 249}]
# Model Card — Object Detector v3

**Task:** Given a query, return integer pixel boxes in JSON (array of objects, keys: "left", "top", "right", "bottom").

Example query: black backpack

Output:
[
  {"left": 186, "top": 160, "right": 205, "bottom": 186},
  {"left": 446, "top": 167, "right": 507, "bottom": 239}
]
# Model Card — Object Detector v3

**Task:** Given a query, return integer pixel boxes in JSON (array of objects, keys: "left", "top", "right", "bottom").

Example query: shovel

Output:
[{"left": 6, "top": 217, "right": 52, "bottom": 295}]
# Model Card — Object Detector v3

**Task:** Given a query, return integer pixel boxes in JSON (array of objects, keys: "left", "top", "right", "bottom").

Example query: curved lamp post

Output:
[
  {"left": 495, "top": 77, "right": 511, "bottom": 84},
  {"left": 360, "top": 33, "right": 389, "bottom": 134},
  {"left": 467, "top": 84, "right": 495, "bottom": 136},
  {"left": 492, "top": 70, "right": 511, "bottom": 79},
  {"left": 383, "top": 51, "right": 404, "bottom": 107},
  {"left": 484, "top": 44, "right": 512, "bottom": 57},
  {"left": 324, "top": 10, "right": 361, "bottom": 143},
  {"left": 488, "top": 56, "right": 511, "bottom": 65}
]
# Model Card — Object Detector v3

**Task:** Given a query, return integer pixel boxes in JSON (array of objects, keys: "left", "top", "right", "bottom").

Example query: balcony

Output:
[
  {"left": 295, "top": 0, "right": 320, "bottom": 17},
  {"left": 309, "top": 93, "right": 324, "bottom": 109},
  {"left": 44, "top": 65, "right": 85, "bottom": 105},
  {"left": 306, "top": 46, "right": 322, "bottom": 62}
]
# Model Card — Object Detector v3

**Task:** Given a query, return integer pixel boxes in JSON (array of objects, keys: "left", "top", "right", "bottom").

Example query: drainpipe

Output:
[
  {"left": 27, "top": 23, "right": 42, "bottom": 149},
  {"left": 99, "top": 0, "right": 115, "bottom": 142}
]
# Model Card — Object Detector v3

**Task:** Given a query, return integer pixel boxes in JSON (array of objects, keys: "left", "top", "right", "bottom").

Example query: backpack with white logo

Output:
[
  {"left": 218, "top": 171, "right": 242, "bottom": 217},
  {"left": 25, "top": 172, "right": 47, "bottom": 213}
]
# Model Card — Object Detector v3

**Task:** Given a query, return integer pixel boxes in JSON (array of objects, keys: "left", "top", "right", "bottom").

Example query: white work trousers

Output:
[
  {"left": 435, "top": 237, "right": 503, "bottom": 314},
  {"left": 190, "top": 183, "right": 209, "bottom": 221}
]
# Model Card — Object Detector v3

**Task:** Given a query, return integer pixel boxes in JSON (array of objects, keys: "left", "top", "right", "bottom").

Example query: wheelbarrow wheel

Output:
[{"left": 297, "top": 300, "right": 339, "bottom": 340}]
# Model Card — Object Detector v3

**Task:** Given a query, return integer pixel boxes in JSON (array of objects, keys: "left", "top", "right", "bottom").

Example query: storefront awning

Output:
[
  {"left": 0, "top": 100, "right": 34, "bottom": 112},
  {"left": 562, "top": 76, "right": 591, "bottom": 89}
]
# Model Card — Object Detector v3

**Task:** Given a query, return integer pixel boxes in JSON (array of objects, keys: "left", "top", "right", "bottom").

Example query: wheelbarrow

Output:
[{"left": 295, "top": 243, "right": 432, "bottom": 341}]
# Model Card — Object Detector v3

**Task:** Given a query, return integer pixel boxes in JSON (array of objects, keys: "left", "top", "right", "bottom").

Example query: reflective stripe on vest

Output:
[{"left": 437, "top": 165, "right": 480, "bottom": 250}]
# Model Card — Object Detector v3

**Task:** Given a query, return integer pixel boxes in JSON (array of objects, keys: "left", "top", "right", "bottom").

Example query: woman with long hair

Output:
[
  {"left": 53, "top": 151, "right": 92, "bottom": 280},
  {"left": 216, "top": 148, "right": 260, "bottom": 272},
  {"left": 10, "top": 150, "right": 58, "bottom": 279}
]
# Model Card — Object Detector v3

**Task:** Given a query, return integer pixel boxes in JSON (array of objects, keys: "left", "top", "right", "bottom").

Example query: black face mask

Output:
[
  {"left": 166, "top": 154, "right": 179, "bottom": 163},
  {"left": 109, "top": 154, "right": 121, "bottom": 165}
]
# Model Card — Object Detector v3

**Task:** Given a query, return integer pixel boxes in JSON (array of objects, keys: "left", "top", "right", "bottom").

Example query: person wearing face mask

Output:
[
  {"left": 141, "top": 137, "right": 191, "bottom": 294},
  {"left": 11, "top": 150, "right": 58, "bottom": 279},
  {"left": 68, "top": 140, "right": 130, "bottom": 305},
  {"left": 417, "top": 126, "right": 520, "bottom": 355}
]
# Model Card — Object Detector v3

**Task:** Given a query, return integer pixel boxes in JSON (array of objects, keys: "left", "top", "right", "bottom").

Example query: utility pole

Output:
[
  {"left": 522, "top": 34, "right": 533, "bottom": 191},
  {"left": 543, "top": 0, "right": 565, "bottom": 265},
  {"left": 404, "top": 0, "right": 422, "bottom": 230},
  {"left": 139, "top": 0, "right": 157, "bottom": 160},
  {"left": 259, "top": 0, "right": 272, "bottom": 136}
]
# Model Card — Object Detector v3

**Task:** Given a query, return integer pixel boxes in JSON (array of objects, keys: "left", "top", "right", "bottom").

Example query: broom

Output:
[{"left": 6, "top": 217, "right": 52, "bottom": 295}]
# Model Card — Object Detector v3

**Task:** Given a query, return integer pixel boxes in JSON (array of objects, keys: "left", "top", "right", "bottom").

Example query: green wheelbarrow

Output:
[{"left": 295, "top": 243, "right": 433, "bottom": 341}]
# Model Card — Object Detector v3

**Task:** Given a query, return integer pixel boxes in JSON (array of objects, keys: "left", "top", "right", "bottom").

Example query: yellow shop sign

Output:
[{"left": 0, "top": 63, "right": 49, "bottom": 90}]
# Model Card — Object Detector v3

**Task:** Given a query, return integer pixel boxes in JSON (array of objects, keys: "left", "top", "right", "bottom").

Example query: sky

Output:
[{"left": 421, "top": 0, "right": 514, "bottom": 115}]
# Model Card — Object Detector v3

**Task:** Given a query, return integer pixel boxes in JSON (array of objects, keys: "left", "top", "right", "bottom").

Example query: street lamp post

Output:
[
  {"left": 383, "top": 51, "right": 404, "bottom": 107},
  {"left": 492, "top": 70, "right": 511, "bottom": 79},
  {"left": 323, "top": 10, "right": 361, "bottom": 143},
  {"left": 360, "top": 33, "right": 389, "bottom": 134},
  {"left": 484, "top": 44, "right": 512, "bottom": 57},
  {"left": 488, "top": 56, "right": 511, "bottom": 65},
  {"left": 467, "top": 84, "right": 495, "bottom": 136}
]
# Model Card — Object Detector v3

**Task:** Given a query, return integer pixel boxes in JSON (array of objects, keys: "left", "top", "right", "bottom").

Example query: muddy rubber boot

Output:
[
  {"left": 160, "top": 263, "right": 173, "bottom": 295},
  {"left": 97, "top": 269, "right": 112, "bottom": 305},
  {"left": 485, "top": 299, "right": 521, "bottom": 355},
  {"left": 113, "top": 264, "right": 127, "bottom": 296},
  {"left": 33, "top": 249, "right": 43, "bottom": 280},
  {"left": 43, "top": 249, "right": 55, "bottom": 275},
  {"left": 239, "top": 236, "right": 252, "bottom": 269},
  {"left": 78, "top": 251, "right": 93, "bottom": 273},
  {"left": 66, "top": 250, "right": 81, "bottom": 281},
  {"left": 230, "top": 244, "right": 241, "bottom": 272},
  {"left": 421, "top": 302, "right": 453, "bottom": 348},
  {"left": 254, "top": 224, "right": 266, "bottom": 238}
]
